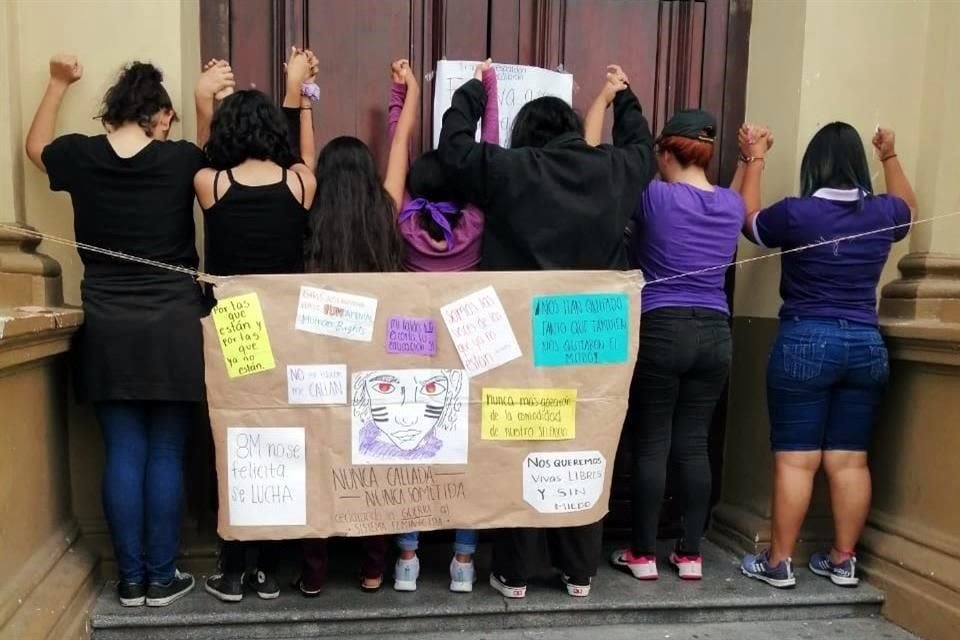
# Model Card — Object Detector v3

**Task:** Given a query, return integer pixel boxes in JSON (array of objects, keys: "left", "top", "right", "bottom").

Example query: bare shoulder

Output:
[
  {"left": 287, "top": 163, "right": 316, "bottom": 208},
  {"left": 194, "top": 167, "right": 218, "bottom": 209}
]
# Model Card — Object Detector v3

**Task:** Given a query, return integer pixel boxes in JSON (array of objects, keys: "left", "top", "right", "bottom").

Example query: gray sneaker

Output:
[
  {"left": 449, "top": 558, "right": 476, "bottom": 593},
  {"left": 809, "top": 550, "right": 859, "bottom": 587},
  {"left": 740, "top": 549, "right": 796, "bottom": 588}
]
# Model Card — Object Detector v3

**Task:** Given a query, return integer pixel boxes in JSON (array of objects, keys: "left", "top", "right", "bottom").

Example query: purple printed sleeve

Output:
[
  {"left": 753, "top": 199, "right": 791, "bottom": 248},
  {"left": 480, "top": 67, "right": 499, "bottom": 145}
]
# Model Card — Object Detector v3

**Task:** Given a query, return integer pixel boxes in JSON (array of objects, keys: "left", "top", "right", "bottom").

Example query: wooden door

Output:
[{"left": 199, "top": 0, "right": 751, "bottom": 540}]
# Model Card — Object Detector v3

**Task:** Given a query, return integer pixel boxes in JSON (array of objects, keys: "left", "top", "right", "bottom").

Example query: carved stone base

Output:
[{"left": 0, "top": 224, "right": 64, "bottom": 307}]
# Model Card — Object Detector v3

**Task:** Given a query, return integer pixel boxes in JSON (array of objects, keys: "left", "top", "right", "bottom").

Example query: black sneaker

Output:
[
  {"left": 117, "top": 581, "right": 146, "bottom": 607},
  {"left": 204, "top": 571, "right": 244, "bottom": 602},
  {"left": 146, "top": 570, "right": 195, "bottom": 607},
  {"left": 489, "top": 573, "right": 527, "bottom": 599},
  {"left": 561, "top": 574, "right": 592, "bottom": 597},
  {"left": 246, "top": 570, "right": 280, "bottom": 600}
]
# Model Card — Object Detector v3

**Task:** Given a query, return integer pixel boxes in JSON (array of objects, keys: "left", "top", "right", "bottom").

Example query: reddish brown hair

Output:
[{"left": 657, "top": 135, "right": 714, "bottom": 169}]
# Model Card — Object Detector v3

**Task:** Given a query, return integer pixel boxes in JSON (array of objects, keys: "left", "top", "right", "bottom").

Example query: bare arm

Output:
[
  {"left": 384, "top": 59, "right": 419, "bottom": 211},
  {"left": 585, "top": 65, "right": 629, "bottom": 147},
  {"left": 283, "top": 48, "right": 319, "bottom": 171},
  {"left": 873, "top": 128, "right": 917, "bottom": 222},
  {"left": 735, "top": 125, "right": 771, "bottom": 236},
  {"left": 25, "top": 55, "right": 83, "bottom": 172},
  {"left": 195, "top": 59, "right": 235, "bottom": 148}
]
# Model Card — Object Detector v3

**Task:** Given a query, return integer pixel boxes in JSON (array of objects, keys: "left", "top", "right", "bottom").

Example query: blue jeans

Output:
[
  {"left": 95, "top": 401, "right": 195, "bottom": 584},
  {"left": 397, "top": 530, "right": 479, "bottom": 555},
  {"left": 767, "top": 318, "right": 889, "bottom": 452}
]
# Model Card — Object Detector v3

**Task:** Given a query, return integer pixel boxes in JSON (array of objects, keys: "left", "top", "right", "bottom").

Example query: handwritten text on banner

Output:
[
  {"left": 295, "top": 287, "right": 378, "bottom": 342},
  {"left": 522, "top": 451, "right": 606, "bottom": 514},
  {"left": 228, "top": 427, "right": 306, "bottom": 526},
  {"left": 532, "top": 293, "right": 629, "bottom": 367},
  {"left": 386, "top": 316, "right": 437, "bottom": 356},
  {"left": 212, "top": 293, "right": 276, "bottom": 378},
  {"left": 287, "top": 364, "right": 348, "bottom": 405},
  {"left": 482, "top": 388, "right": 577, "bottom": 440},
  {"left": 441, "top": 286, "right": 522, "bottom": 376}
]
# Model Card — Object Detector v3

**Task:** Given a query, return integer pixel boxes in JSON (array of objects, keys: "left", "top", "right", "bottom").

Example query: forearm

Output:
[
  {"left": 584, "top": 94, "right": 607, "bottom": 146},
  {"left": 738, "top": 161, "right": 765, "bottom": 234},
  {"left": 195, "top": 92, "right": 214, "bottom": 148},
  {"left": 384, "top": 83, "right": 419, "bottom": 210},
  {"left": 25, "top": 81, "right": 68, "bottom": 171},
  {"left": 611, "top": 87, "right": 652, "bottom": 150},
  {"left": 882, "top": 156, "right": 917, "bottom": 221},
  {"left": 480, "top": 68, "right": 499, "bottom": 144},
  {"left": 299, "top": 97, "right": 316, "bottom": 170},
  {"left": 730, "top": 160, "right": 745, "bottom": 193},
  {"left": 387, "top": 82, "right": 406, "bottom": 145},
  {"left": 438, "top": 79, "right": 486, "bottom": 168}
]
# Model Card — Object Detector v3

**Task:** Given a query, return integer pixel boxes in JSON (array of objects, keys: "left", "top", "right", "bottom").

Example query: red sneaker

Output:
[{"left": 610, "top": 549, "right": 658, "bottom": 580}]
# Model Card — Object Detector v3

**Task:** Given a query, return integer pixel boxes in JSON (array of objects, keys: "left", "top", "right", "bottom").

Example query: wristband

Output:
[
  {"left": 881, "top": 153, "right": 897, "bottom": 162},
  {"left": 739, "top": 154, "right": 765, "bottom": 164},
  {"left": 301, "top": 82, "right": 320, "bottom": 102}
]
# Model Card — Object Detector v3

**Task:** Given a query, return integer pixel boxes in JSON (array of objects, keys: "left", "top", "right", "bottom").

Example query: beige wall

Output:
[
  {"left": 11, "top": 0, "right": 200, "bottom": 305},
  {"left": 734, "top": 0, "right": 933, "bottom": 319}
]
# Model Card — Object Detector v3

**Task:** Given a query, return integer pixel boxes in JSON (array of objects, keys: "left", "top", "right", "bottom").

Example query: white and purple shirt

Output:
[
  {"left": 752, "top": 188, "right": 911, "bottom": 325},
  {"left": 630, "top": 180, "right": 744, "bottom": 314}
]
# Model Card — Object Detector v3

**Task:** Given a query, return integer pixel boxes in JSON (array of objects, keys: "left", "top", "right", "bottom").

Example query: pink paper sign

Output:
[{"left": 386, "top": 316, "right": 437, "bottom": 356}]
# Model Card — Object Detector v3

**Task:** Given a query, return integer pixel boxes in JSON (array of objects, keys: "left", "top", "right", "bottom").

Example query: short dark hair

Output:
[
  {"left": 509, "top": 96, "right": 582, "bottom": 149},
  {"left": 305, "top": 136, "right": 404, "bottom": 273},
  {"left": 203, "top": 90, "right": 298, "bottom": 170},
  {"left": 800, "top": 122, "right": 873, "bottom": 197},
  {"left": 98, "top": 61, "right": 176, "bottom": 135},
  {"left": 407, "top": 151, "right": 465, "bottom": 242}
]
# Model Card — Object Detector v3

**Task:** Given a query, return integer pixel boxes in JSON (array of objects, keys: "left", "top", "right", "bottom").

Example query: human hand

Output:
[
  {"left": 474, "top": 58, "right": 492, "bottom": 81},
  {"left": 49, "top": 55, "right": 83, "bottom": 86},
  {"left": 302, "top": 49, "right": 319, "bottom": 84},
  {"left": 739, "top": 123, "right": 770, "bottom": 158},
  {"left": 392, "top": 58, "right": 418, "bottom": 93},
  {"left": 285, "top": 47, "right": 314, "bottom": 86},
  {"left": 197, "top": 58, "right": 235, "bottom": 100},
  {"left": 873, "top": 127, "right": 896, "bottom": 160},
  {"left": 601, "top": 64, "right": 629, "bottom": 104}
]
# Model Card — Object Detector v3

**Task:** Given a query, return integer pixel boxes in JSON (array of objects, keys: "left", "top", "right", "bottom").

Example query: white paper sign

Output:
[
  {"left": 433, "top": 60, "right": 574, "bottom": 148},
  {"left": 522, "top": 451, "right": 606, "bottom": 514},
  {"left": 228, "top": 427, "right": 306, "bottom": 526},
  {"left": 351, "top": 369, "right": 469, "bottom": 465},
  {"left": 441, "top": 286, "right": 522, "bottom": 376},
  {"left": 295, "top": 286, "right": 378, "bottom": 342},
  {"left": 287, "top": 364, "right": 348, "bottom": 405}
]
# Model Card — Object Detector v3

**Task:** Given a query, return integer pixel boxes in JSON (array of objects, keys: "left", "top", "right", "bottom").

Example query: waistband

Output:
[
  {"left": 782, "top": 316, "right": 877, "bottom": 330},
  {"left": 642, "top": 306, "right": 729, "bottom": 320}
]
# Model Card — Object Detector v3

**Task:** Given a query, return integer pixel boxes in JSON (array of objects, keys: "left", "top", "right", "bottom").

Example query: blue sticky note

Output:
[{"left": 532, "top": 293, "right": 630, "bottom": 367}]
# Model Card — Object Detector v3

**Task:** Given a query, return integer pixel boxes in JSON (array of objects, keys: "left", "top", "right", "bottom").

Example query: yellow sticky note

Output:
[
  {"left": 212, "top": 293, "right": 276, "bottom": 378},
  {"left": 482, "top": 388, "right": 577, "bottom": 440}
]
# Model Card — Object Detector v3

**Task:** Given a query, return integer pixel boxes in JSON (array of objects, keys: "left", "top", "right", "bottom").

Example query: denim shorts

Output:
[{"left": 766, "top": 318, "right": 890, "bottom": 452}]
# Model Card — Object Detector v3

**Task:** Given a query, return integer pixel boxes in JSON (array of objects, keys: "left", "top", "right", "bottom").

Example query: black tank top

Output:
[{"left": 204, "top": 167, "right": 307, "bottom": 276}]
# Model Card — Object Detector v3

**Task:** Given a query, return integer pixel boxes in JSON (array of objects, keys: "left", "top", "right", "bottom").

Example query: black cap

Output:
[{"left": 659, "top": 109, "right": 717, "bottom": 143}]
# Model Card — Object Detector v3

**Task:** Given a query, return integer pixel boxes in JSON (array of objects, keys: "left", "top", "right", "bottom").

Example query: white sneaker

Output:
[
  {"left": 561, "top": 574, "right": 591, "bottom": 597},
  {"left": 393, "top": 556, "right": 420, "bottom": 592},
  {"left": 669, "top": 552, "right": 703, "bottom": 580},
  {"left": 610, "top": 549, "right": 658, "bottom": 580},
  {"left": 449, "top": 558, "right": 476, "bottom": 593}
]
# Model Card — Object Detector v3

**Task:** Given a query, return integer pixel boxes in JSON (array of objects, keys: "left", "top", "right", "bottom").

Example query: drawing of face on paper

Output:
[{"left": 351, "top": 369, "right": 468, "bottom": 465}]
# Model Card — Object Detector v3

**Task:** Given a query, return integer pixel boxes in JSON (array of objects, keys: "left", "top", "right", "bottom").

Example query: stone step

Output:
[{"left": 91, "top": 542, "right": 887, "bottom": 639}]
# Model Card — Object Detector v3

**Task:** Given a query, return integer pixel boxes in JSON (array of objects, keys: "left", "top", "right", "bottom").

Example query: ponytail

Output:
[{"left": 97, "top": 61, "right": 176, "bottom": 135}]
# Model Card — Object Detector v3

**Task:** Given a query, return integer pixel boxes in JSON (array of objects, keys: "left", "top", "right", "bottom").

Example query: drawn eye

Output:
[
  {"left": 375, "top": 382, "right": 395, "bottom": 393},
  {"left": 421, "top": 380, "right": 446, "bottom": 396}
]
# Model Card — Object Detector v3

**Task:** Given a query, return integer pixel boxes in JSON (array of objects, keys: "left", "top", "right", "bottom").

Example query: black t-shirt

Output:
[{"left": 42, "top": 133, "right": 208, "bottom": 402}]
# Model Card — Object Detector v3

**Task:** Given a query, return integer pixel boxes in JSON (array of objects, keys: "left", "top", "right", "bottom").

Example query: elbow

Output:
[{"left": 25, "top": 141, "right": 45, "bottom": 172}]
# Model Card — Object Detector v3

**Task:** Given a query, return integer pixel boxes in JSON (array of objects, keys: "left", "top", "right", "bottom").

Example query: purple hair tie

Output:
[
  {"left": 301, "top": 82, "right": 320, "bottom": 102},
  {"left": 398, "top": 198, "right": 459, "bottom": 249}
]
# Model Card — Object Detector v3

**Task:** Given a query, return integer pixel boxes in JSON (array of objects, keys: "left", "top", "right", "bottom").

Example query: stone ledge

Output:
[
  {"left": 0, "top": 224, "right": 62, "bottom": 278},
  {"left": 0, "top": 306, "right": 83, "bottom": 341}
]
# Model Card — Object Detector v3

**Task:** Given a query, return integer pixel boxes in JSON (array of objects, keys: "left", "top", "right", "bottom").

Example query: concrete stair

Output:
[{"left": 90, "top": 541, "right": 917, "bottom": 639}]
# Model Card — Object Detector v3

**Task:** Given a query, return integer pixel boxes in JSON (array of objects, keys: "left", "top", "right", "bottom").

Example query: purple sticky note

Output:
[{"left": 386, "top": 316, "right": 437, "bottom": 356}]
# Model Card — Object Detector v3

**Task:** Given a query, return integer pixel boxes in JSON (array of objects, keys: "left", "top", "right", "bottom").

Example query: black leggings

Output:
[{"left": 626, "top": 307, "right": 731, "bottom": 556}]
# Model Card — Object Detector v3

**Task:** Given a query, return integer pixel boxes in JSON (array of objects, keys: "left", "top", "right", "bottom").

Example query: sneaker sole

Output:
[
  {"left": 449, "top": 580, "right": 474, "bottom": 593},
  {"left": 203, "top": 582, "right": 243, "bottom": 603},
  {"left": 565, "top": 583, "right": 591, "bottom": 597},
  {"left": 489, "top": 574, "right": 526, "bottom": 599},
  {"left": 119, "top": 596, "right": 145, "bottom": 607},
  {"left": 740, "top": 567, "right": 796, "bottom": 589},
  {"left": 394, "top": 580, "right": 418, "bottom": 592},
  {"left": 254, "top": 590, "right": 281, "bottom": 599},
  {"left": 611, "top": 558, "right": 658, "bottom": 580},
  {"left": 147, "top": 579, "right": 196, "bottom": 607},
  {"left": 671, "top": 564, "right": 703, "bottom": 580},
  {"left": 809, "top": 564, "right": 859, "bottom": 587}
]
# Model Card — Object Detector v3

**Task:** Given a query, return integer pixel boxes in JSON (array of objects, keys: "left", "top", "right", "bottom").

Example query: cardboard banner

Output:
[
  {"left": 203, "top": 270, "right": 642, "bottom": 540},
  {"left": 432, "top": 60, "right": 574, "bottom": 148}
]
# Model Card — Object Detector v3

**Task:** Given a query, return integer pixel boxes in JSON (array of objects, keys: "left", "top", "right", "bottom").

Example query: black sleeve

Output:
[
  {"left": 41, "top": 134, "right": 83, "bottom": 192},
  {"left": 283, "top": 107, "right": 305, "bottom": 165},
  {"left": 610, "top": 86, "right": 656, "bottom": 185},
  {"left": 178, "top": 141, "right": 207, "bottom": 175},
  {"left": 437, "top": 78, "right": 504, "bottom": 207}
]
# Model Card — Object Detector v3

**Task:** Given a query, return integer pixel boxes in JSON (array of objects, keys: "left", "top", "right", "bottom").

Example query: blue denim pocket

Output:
[
  {"left": 869, "top": 345, "right": 890, "bottom": 383},
  {"left": 782, "top": 342, "right": 826, "bottom": 381}
]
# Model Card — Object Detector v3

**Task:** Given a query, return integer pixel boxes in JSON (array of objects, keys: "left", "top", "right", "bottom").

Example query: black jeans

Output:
[
  {"left": 219, "top": 540, "right": 281, "bottom": 575},
  {"left": 626, "top": 307, "right": 731, "bottom": 556},
  {"left": 492, "top": 522, "right": 603, "bottom": 581}
]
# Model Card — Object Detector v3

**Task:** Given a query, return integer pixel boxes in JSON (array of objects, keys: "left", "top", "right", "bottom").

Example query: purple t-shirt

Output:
[
  {"left": 753, "top": 188, "right": 910, "bottom": 325},
  {"left": 389, "top": 70, "right": 498, "bottom": 272},
  {"left": 630, "top": 180, "right": 744, "bottom": 314}
]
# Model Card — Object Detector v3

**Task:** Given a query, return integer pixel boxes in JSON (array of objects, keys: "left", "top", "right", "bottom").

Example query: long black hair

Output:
[
  {"left": 305, "top": 136, "right": 404, "bottom": 273},
  {"left": 97, "top": 61, "right": 176, "bottom": 135},
  {"left": 510, "top": 96, "right": 582, "bottom": 149},
  {"left": 204, "top": 90, "right": 298, "bottom": 170},
  {"left": 800, "top": 122, "right": 873, "bottom": 197},
  {"left": 406, "top": 150, "right": 465, "bottom": 242}
]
